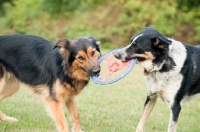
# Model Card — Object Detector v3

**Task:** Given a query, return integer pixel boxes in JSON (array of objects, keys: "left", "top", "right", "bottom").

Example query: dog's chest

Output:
[
  {"left": 71, "top": 80, "right": 88, "bottom": 94},
  {"left": 146, "top": 71, "right": 183, "bottom": 103}
]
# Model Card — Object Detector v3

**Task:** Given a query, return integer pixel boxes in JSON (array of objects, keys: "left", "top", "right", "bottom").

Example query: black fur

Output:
[
  {"left": 179, "top": 45, "right": 200, "bottom": 96},
  {"left": 0, "top": 34, "right": 100, "bottom": 97},
  {"left": 114, "top": 27, "right": 200, "bottom": 132},
  {"left": 0, "top": 35, "right": 59, "bottom": 85},
  {"left": 144, "top": 96, "right": 150, "bottom": 107},
  {"left": 0, "top": 34, "right": 101, "bottom": 131}
]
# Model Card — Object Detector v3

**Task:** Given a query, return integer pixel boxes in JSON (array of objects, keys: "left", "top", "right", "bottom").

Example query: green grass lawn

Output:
[{"left": 1, "top": 51, "right": 200, "bottom": 132}]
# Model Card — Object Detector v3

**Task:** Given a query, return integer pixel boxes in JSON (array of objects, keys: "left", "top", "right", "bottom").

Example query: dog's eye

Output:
[
  {"left": 78, "top": 56, "right": 84, "bottom": 60},
  {"left": 132, "top": 44, "right": 138, "bottom": 49},
  {"left": 92, "top": 51, "right": 95, "bottom": 56}
]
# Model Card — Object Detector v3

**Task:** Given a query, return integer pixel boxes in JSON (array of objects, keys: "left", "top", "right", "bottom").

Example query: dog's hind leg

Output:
[
  {"left": 65, "top": 97, "right": 82, "bottom": 132},
  {"left": 136, "top": 94, "right": 157, "bottom": 132},
  {"left": 0, "top": 73, "right": 20, "bottom": 122},
  {"left": 167, "top": 102, "right": 181, "bottom": 132}
]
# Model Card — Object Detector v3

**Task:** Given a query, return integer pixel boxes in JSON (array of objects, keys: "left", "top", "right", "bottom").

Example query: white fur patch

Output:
[
  {"left": 118, "top": 34, "right": 144, "bottom": 61},
  {"left": 146, "top": 39, "right": 187, "bottom": 106},
  {"left": 132, "top": 34, "right": 143, "bottom": 42},
  {"left": 182, "top": 93, "right": 200, "bottom": 102},
  {"left": 138, "top": 60, "right": 154, "bottom": 72}
]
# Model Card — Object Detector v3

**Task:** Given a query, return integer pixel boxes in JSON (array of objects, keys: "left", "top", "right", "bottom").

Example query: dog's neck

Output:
[
  {"left": 144, "top": 42, "right": 174, "bottom": 76},
  {"left": 169, "top": 43, "right": 173, "bottom": 53}
]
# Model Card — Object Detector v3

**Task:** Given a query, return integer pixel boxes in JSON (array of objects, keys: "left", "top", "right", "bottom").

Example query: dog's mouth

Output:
[
  {"left": 124, "top": 56, "right": 146, "bottom": 62},
  {"left": 121, "top": 60, "right": 129, "bottom": 63},
  {"left": 82, "top": 67, "right": 100, "bottom": 76},
  {"left": 90, "top": 71, "right": 100, "bottom": 76},
  {"left": 136, "top": 57, "right": 146, "bottom": 62}
]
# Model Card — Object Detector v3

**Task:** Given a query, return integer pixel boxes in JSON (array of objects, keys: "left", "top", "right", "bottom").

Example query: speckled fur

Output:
[{"left": 114, "top": 27, "right": 200, "bottom": 132}]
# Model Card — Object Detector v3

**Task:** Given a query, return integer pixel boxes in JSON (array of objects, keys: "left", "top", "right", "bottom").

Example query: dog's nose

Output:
[
  {"left": 114, "top": 52, "right": 121, "bottom": 59},
  {"left": 92, "top": 66, "right": 100, "bottom": 75}
]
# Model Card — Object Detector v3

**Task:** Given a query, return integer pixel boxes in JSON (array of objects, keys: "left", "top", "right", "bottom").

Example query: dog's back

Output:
[
  {"left": 181, "top": 44, "right": 200, "bottom": 97},
  {"left": 0, "top": 34, "right": 63, "bottom": 86},
  {"left": 195, "top": 45, "right": 200, "bottom": 48}
]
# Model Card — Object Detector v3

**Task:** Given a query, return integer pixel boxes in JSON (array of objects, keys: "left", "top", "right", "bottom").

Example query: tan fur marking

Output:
[
  {"left": 66, "top": 98, "right": 81, "bottom": 131},
  {"left": 132, "top": 52, "right": 155, "bottom": 75},
  {"left": 0, "top": 111, "right": 18, "bottom": 122},
  {"left": 131, "top": 53, "right": 147, "bottom": 60},
  {"left": 71, "top": 59, "right": 89, "bottom": 81},
  {"left": 43, "top": 96, "right": 70, "bottom": 132},
  {"left": 136, "top": 96, "right": 157, "bottom": 132},
  {"left": 87, "top": 47, "right": 100, "bottom": 63},
  {"left": 42, "top": 79, "right": 84, "bottom": 132},
  {"left": 54, "top": 79, "right": 75, "bottom": 100},
  {"left": 131, "top": 52, "right": 154, "bottom": 61},
  {"left": 143, "top": 70, "right": 149, "bottom": 76},
  {"left": 154, "top": 38, "right": 160, "bottom": 45},
  {"left": 145, "top": 52, "right": 154, "bottom": 60},
  {"left": 60, "top": 48, "right": 69, "bottom": 59},
  {"left": 0, "top": 72, "right": 20, "bottom": 122},
  {"left": 26, "top": 84, "right": 49, "bottom": 96},
  {"left": 154, "top": 38, "right": 165, "bottom": 49},
  {"left": 0, "top": 73, "right": 20, "bottom": 101}
]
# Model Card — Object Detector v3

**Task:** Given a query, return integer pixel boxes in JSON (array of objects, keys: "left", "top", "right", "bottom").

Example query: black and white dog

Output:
[{"left": 114, "top": 27, "right": 200, "bottom": 132}]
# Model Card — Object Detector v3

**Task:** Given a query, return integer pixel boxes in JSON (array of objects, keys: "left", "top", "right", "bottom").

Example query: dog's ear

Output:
[
  {"left": 53, "top": 38, "right": 72, "bottom": 68},
  {"left": 151, "top": 36, "right": 172, "bottom": 49},
  {"left": 95, "top": 40, "right": 101, "bottom": 54},
  {"left": 144, "top": 26, "right": 155, "bottom": 30},
  {"left": 53, "top": 38, "right": 70, "bottom": 49},
  {"left": 88, "top": 36, "right": 101, "bottom": 54}
]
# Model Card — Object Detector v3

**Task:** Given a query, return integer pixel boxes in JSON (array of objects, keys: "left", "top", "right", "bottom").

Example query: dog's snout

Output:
[
  {"left": 92, "top": 66, "right": 100, "bottom": 75},
  {"left": 114, "top": 52, "right": 121, "bottom": 59}
]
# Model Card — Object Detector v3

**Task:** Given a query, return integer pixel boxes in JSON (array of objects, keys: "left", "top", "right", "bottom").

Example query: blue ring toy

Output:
[{"left": 90, "top": 48, "right": 137, "bottom": 85}]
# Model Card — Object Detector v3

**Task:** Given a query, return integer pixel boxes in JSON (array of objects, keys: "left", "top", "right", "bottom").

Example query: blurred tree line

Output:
[{"left": 0, "top": 0, "right": 199, "bottom": 48}]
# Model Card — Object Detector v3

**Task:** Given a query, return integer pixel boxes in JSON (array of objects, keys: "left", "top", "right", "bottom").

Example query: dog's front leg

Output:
[
  {"left": 44, "top": 97, "right": 70, "bottom": 132},
  {"left": 66, "top": 97, "right": 82, "bottom": 132},
  {"left": 136, "top": 94, "right": 157, "bottom": 132},
  {"left": 167, "top": 102, "right": 181, "bottom": 132}
]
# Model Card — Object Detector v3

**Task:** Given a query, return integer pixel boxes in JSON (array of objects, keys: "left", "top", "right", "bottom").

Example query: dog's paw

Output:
[
  {"left": 135, "top": 129, "right": 143, "bottom": 132},
  {"left": 135, "top": 127, "right": 144, "bottom": 132},
  {"left": 71, "top": 128, "right": 84, "bottom": 132},
  {"left": 2, "top": 116, "right": 18, "bottom": 122}
]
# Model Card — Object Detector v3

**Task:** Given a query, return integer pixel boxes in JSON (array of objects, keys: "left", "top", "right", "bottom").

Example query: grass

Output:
[{"left": 1, "top": 50, "right": 200, "bottom": 132}]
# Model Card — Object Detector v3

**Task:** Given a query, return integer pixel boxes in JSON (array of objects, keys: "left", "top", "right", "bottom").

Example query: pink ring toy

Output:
[{"left": 91, "top": 48, "right": 137, "bottom": 85}]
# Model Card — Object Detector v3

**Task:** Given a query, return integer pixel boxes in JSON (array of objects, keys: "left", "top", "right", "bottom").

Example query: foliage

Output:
[
  {"left": 0, "top": 0, "right": 14, "bottom": 14},
  {"left": 41, "top": 0, "right": 105, "bottom": 14},
  {"left": 177, "top": 0, "right": 200, "bottom": 12},
  {"left": 2, "top": 0, "right": 41, "bottom": 34},
  {"left": 0, "top": 0, "right": 199, "bottom": 49}
]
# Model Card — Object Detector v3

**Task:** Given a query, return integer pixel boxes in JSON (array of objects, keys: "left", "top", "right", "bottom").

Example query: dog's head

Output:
[
  {"left": 53, "top": 36, "right": 101, "bottom": 79},
  {"left": 114, "top": 27, "right": 174, "bottom": 72}
]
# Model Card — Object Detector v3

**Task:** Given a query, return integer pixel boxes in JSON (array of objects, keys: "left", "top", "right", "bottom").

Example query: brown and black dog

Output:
[{"left": 0, "top": 34, "right": 101, "bottom": 132}]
